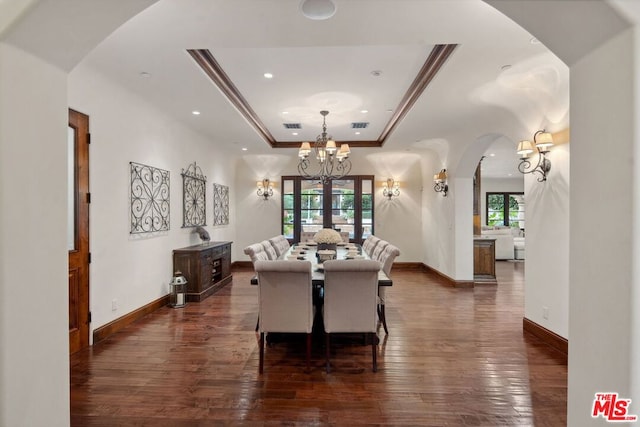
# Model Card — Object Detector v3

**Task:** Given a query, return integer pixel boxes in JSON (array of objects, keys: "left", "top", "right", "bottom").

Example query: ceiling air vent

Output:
[
  {"left": 351, "top": 122, "right": 369, "bottom": 129},
  {"left": 283, "top": 123, "right": 302, "bottom": 129}
]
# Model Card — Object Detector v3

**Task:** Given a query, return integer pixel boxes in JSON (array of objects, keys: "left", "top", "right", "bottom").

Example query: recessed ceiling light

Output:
[
  {"left": 508, "top": 173, "right": 513, "bottom": 177},
  {"left": 282, "top": 111, "right": 289, "bottom": 115},
  {"left": 139, "top": 72, "right": 151, "bottom": 78},
  {"left": 360, "top": 110, "right": 368, "bottom": 114},
  {"left": 292, "top": 132, "right": 298, "bottom": 136},
  {"left": 489, "top": 153, "right": 496, "bottom": 157},
  {"left": 355, "top": 131, "right": 361, "bottom": 135},
  {"left": 242, "top": 148, "right": 248, "bottom": 151},
  {"left": 192, "top": 111, "right": 201, "bottom": 115},
  {"left": 300, "top": 0, "right": 337, "bottom": 20},
  {"left": 263, "top": 73, "right": 273, "bottom": 79},
  {"left": 386, "top": 109, "right": 393, "bottom": 113}
]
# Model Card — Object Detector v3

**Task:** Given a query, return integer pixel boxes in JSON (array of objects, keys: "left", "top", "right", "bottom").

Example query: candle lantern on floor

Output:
[{"left": 169, "top": 271, "right": 188, "bottom": 308}]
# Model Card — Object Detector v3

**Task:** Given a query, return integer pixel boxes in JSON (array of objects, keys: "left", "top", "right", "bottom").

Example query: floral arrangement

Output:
[{"left": 313, "top": 228, "right": 342, "bottom": 244}]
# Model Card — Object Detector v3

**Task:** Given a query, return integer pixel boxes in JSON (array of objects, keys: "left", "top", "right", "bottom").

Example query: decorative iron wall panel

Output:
[
  {"left": 130, "top": 162, "right": 170, "bottom": 234},
  {"left": 182, "top": 162, "right": 207, "bottom": 227},
  {"left": 213, "top": 183, "right": 229, "bottom": 226}
]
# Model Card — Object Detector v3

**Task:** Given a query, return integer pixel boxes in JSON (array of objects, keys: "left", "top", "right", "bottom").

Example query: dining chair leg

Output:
[
  {"left": 255, "top": 315, "right": 259, "bottom": 332},
  {"left": 304, "top": 333, "right": 311, "bottom": 373},
  {"left": 378, "top": 303, "right": 389, "bottom": 335},
  {"left": 259, "top": 332, "right": 265, "bottom": 374},
  {"left": 325, "top": 333, "right": 331, "bottom": 373},
  {"left": 371, "top": 332, "right": 377, "bottom": 372}
]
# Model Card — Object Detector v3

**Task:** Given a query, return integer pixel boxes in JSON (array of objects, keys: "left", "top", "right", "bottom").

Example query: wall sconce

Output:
[
  {"left": 433, "top": 169, "right": 448, "bottom": 196},
  {"left": 517, "top": 130, "right": 554, "bottom": 182},
  {"left": 256, "top": 178, "right": 274, "bottom": 200},
  {"left": 382, "top": 178, "right": 400, "bottom": 200}
]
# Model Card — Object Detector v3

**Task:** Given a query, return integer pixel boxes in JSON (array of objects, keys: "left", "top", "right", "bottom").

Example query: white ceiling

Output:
[{"left": 78, "top": 0, "right": 570, "bottom": 178}]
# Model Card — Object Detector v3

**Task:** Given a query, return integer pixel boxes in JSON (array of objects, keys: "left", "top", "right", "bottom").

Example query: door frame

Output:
[{"left": 68, "top": 108, "right": 90, "bottom": 354}]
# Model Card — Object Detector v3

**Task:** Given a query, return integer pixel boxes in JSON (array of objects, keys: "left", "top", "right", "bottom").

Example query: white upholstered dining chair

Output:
[
  {"left": 268, "top": 235, "right": 291, "bottom": 258},
  {"left": 243, "top": 243, "right": 270, "bottom": 264},
  {"left": 260, "top": 240, "right": 279, "bottom": 260},
  {"left": 322, "top": 259, "right": 381, "bottom": 373},
  {"left": 244, "top": 243, "right": 273, "bottom": 331},
  {"left": 370, "top": 240, "right": 389, "bottom": 262},
  {"left": 361, "top": 235, "right": 378, "bottom": 255},
  {"left": 300, "top": 231, "right": 316, "bottom": 243},
  {"left": 254, "top": 260, "right": 314, "bottom": 374},
  {"left": 377, "top": 244, "right": 400, "bottom": 335}
]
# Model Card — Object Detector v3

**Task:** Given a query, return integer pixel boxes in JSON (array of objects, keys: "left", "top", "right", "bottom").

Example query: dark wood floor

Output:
[{"left": 70, "top": 261, "right": 567, "bottom": 426}]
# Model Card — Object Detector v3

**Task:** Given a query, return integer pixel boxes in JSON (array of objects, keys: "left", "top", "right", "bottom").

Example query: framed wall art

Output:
[
  {"left": 213, "top": 183, "right": 229, "bottom": 226},
  {"left": 130, "top": 162, "right": 170, "bottom": 234},
  {"left": 181, "top": 161, "right": 207, "bottom": 227}
]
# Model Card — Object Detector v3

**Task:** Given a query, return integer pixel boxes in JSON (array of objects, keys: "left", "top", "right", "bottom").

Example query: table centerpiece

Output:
[{"left": 313, "top": 228, "right": 342, "bottom": 252}]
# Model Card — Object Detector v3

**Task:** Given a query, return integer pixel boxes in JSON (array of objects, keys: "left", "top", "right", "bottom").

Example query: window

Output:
[
  {"left": 486, "top": 192, "right": 525, "bottom": 229},
  {"left": 281, "top": 175, "right": 374, "bottom": 243}
]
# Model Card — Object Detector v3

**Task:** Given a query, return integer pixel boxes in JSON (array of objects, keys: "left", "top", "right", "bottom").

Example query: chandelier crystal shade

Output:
[{"left": 297, "top": 110, "right": 352, "bottom": 184}]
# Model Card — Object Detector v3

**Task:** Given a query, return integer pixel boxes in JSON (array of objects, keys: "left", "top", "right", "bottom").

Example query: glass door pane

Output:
[
  {"left": 282, "top": 179, "right": 295, "bottom": 239},
  {"left": 68, "top": 126, "right": 76, "bottom": 251},
  {"left": 487, "top": 194, "right": 505, "bottom": 226},
  {"left": 510, "top": 194, "right": 525, "bottom": 229},
  {"left": 300, "top": 180, "right": 323, "bottom": 233},
  {"left": 331, "top": 179, "right": 355, "bottom": 240},
  {"left": 361, "top": 179, "right": 373, "bottom": 238}
]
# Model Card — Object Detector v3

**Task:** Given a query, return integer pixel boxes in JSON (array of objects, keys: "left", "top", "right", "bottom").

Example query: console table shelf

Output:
[{"left": 173, "top": 241, "right": 233, "bottom": 302}]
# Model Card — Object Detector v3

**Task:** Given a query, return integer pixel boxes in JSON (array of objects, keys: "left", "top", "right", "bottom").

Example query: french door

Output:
[{"left": 282, "top": 175, "right": 374, "bottom": 243}]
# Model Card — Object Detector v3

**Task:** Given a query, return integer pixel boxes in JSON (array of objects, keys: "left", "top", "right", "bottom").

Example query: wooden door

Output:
[{"left": 68, "top": 109, "right": 90, "bottom": 354}]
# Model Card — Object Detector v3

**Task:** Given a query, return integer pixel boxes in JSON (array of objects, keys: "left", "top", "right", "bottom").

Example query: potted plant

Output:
[{"left": 313, "top": 228, "right": 342, "bottom": 251}]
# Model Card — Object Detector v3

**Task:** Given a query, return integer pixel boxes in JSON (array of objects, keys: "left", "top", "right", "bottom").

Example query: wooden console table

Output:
[
  {"left": 173, "top": 241, "right": 233, "bottom": 302},
  {"left": 473, "top": 237, "right": 496, "bottom": 283}
]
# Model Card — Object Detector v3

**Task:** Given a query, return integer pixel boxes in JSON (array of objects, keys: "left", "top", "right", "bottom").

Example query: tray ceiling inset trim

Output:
[{"left": 187, "top": 44, "right": 457, "bottom": 148}]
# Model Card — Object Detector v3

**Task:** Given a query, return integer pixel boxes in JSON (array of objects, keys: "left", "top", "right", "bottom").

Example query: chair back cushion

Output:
[
  {"left": 254, "top": 260, "right": 313, "bottom": 333},
  {"left": 380, "top": 244, "right": 401, "bottom": 277},
  {"left": 268, "top": 235, "right": 290, "bottom": 257},
  {"left": 243, "top": 243, "right": 269, "bottom": 264},
  {"left": 300, "top": 231, "right": 316, "bottom": 243},
  {"left": 361, "top": 235, "right": 376, "bottom": 254},
  {"left": 322, "top": 259, "right": 380, "bottom": 333},
  {"left": 371, "top": 240, "right": 389, "bottom": 261},
  {"left": 261, "top": 240, "right": 279, "bottom": 260}
]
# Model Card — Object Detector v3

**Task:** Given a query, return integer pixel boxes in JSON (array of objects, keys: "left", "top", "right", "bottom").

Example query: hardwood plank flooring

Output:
[{"left": 70, "top": 261, "right": 567, "bottom": 426}]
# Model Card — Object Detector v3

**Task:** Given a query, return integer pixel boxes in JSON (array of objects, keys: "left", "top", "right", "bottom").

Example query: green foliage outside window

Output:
[{"left": 487, "top": 192, "right": 523, "bottom": 228}]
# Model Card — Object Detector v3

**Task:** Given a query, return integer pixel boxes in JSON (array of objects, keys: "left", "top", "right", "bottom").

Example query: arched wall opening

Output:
[{"left": 449, "top": 132, "right": 505, "bottom": 281}]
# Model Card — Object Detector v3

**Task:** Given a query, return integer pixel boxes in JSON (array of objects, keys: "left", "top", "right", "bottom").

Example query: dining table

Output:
[{"left": 250, "top": 242, "right": 393, "bottom": 287}]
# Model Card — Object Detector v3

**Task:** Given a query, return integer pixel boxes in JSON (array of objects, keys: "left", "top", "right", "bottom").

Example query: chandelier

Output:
[{"left": 297, "top": 110, "right": 351, "bottom": 184}]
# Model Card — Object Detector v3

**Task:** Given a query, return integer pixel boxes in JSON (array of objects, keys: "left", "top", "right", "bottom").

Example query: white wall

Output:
[
  {"left": 421, "top": 150, "right": 456, "bottom": 277},
  {"left": 233, "top": 148, "right": 424, "bottom": 263},
  {"left": 68, "top": 63, "right": 238, "bottom": 333},
  {"left": 523, "top": 145, "right": 569, "bottom": 338},
  {"left": 480, "top": 177, "right": 524, "bottom": 226},
  {"left": 233, "top": 153, "right": 291, "bottom": 261},
  {"left": 569, "top": 28, "right": 635, "bottom": 426},
  {"left": 0, "top": 42, "right": 70, "bottom": 427}
]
